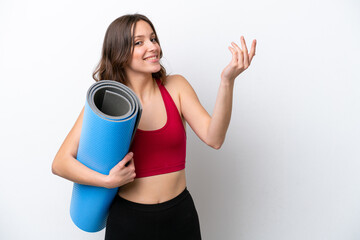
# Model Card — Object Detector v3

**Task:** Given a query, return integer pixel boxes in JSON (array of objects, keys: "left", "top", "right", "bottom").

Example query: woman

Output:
[{"left": 52, "top": 14, "right": 256, "bottom": 240}]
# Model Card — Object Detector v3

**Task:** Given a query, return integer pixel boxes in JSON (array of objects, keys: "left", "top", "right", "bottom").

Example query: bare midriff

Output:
[{"left": 117, "top": 169, "right": 186, "bottom": 204}]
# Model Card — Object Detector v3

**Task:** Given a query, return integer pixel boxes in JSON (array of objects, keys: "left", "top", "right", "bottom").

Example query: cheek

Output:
[
  {"left": 132, "top": 48, "right": 145, "bottom": 62},
  {"left": 133, "top": 53, "right": 143, "bottom": 63}
]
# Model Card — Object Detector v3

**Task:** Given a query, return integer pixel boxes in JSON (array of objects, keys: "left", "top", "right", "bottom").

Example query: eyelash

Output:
[{"left": 134, "top": 38, "right": 157, "bottom": 46}]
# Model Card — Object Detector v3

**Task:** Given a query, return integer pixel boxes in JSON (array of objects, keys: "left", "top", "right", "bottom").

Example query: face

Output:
[{"left": 125, "top": 20, "right": 162, "bottom": 77}]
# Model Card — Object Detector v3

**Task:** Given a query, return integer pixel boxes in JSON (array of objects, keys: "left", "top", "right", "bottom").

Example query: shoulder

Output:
[
  {"left": 162, "top": 74, "right": 200, "bottom": 112},
  {"left": 162, "top": 74, "right": 192, "bottom": 93},
  {"left": 161, "top": 75, "right": 196, "bottom": 118}
]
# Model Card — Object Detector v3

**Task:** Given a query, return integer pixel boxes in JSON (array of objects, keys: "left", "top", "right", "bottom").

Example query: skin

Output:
[{"left": 52, "top": 20, "right": 257, "bottom": 204}]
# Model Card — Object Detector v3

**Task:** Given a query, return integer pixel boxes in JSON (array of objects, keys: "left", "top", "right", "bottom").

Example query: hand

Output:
[
  {"left": 221, "top": 36, "right": 256, "bottom": 82},
  {"left": 104, "top": 152, "right": 136, "bottom": 188}
]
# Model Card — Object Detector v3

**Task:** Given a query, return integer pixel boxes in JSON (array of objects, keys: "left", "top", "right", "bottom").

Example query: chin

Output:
[{"left": 151, "top": 65, "right": 162, "bottom": 73}]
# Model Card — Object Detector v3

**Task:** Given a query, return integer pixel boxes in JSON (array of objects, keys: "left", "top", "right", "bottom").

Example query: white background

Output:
[{"left": 1, "top": 0, "right": 359, "bottom": 239}]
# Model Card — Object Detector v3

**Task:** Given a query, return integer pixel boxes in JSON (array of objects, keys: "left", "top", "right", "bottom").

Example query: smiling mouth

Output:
[{"left": 144, "top": 55, "right": 158, "bottom": 61}]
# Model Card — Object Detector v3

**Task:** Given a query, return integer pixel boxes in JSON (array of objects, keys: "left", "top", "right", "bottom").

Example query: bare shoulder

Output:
[{"left": 163, "top": 74, "right": 192, "bottom": 93}]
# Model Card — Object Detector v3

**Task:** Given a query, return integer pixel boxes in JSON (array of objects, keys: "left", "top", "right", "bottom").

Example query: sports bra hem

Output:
[{"left": 135, "top": 163, "right": 185, "bottom": 178}]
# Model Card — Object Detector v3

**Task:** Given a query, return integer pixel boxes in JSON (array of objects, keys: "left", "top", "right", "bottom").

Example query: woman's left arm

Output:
[{"left": 179, "top": 36, "right": 257, "bottom": 149}]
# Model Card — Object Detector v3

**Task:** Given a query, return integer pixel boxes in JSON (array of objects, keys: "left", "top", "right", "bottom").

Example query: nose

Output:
[{"left": 145, "top": 40, "right": 157, "bottom": 52}]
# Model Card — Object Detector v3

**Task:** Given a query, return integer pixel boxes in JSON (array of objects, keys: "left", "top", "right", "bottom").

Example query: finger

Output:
[
  {"left": 121, "top": 152, "right": 134, "bottom": 167},
  {"left": 228, "top": 46, "right": 238, "bottom": 64},
  {"left": 124, "top": 158, "right": 132, "bottom": 167},
  {"left": 127, "top": 158, "right": 135, "bottom": 167},
  {"left": 126, "top": 160, "right": 135, "bottom": 172},
  {"left": 231, "top": 42, "right": 244, "bottom": 66},
  {"left": 112, "top": 153, "right": 132, "bottom": 169},
  {"left": 126, "top": 166, "right": 136, "bottom": 181},
  {"left": 249, "top": 39, "right": 257, "bottom": 63},
  {"left": 241, "top": 36, "right": 249, "bottom": 67},
  {"left": 240, "top": 36, "right": 248, "bottom": 52},
  {"left": 231, "top": 42, "right": 241, "bottom": 53}
]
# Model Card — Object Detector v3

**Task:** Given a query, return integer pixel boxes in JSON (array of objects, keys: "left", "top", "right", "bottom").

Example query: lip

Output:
[
  {"left": 144, "top": 55, "right": 159, "bottom": 63},
  {"left": 144, "top": 55, "right": 157, "bottom": 60}
]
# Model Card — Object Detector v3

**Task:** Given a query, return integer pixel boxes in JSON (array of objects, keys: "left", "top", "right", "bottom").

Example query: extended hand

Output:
[{"left": 221, "top": 36, "right": 256, "bottom": 81}]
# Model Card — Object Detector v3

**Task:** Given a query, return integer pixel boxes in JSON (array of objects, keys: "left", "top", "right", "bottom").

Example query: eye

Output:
[
  {"left": 134, "top": 41, "right": 142, "bottom": 46},
  {"left": 151, "top": 38, "right": 157, "bottom": 43}
]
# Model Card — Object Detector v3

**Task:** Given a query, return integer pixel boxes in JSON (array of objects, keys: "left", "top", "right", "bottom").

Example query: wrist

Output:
[
  {"left": 102, "top": 174, "right": 112, "bottom": 189},
  {"left": 220, "top": 77, "right": 235, "bottom": 87}
]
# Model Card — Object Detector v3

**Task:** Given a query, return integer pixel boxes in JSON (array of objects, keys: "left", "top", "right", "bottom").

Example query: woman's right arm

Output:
[{"left": 51, "top": 107, "right": 136, "bottom": 188}]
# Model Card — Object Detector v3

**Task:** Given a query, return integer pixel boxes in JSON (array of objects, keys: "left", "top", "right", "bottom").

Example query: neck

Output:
[{"left": 125, "top": 72, "right": 157, "bottom": 102}]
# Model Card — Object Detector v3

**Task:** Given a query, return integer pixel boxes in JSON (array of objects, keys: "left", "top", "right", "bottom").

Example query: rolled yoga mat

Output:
[{"left": 70, "top": 80, "right": 142, "bottom": 232}]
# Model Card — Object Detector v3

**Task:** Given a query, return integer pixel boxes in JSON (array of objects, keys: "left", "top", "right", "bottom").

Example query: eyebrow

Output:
[{"left": 134, "top": 32, "right": 156, "bottom": 38}]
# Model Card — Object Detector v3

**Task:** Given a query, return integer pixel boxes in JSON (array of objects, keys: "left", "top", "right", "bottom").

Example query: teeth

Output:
[{"left": 145, "top": 56, "right": 157, "bottom": 60}]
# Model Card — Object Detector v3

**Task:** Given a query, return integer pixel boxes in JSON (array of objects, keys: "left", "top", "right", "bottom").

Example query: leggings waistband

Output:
[{"left": 115, "top": 187, "right": 189, "bottom": 212}]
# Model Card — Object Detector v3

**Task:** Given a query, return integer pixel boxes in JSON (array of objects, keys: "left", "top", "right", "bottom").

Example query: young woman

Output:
[{"left": 52, "top": 14, "right": 256, "bottom": 240}]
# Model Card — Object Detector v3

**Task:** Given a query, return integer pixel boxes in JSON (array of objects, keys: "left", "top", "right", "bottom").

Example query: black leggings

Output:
[{"left": 105, "top": 187, "right": 202, "bottom": 240}]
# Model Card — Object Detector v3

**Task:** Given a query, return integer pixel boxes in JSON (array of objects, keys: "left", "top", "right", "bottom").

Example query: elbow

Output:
[
  {"left": 211, "top": 143, "right": 222, "bottom": 150},
  {"left": 51, "top": 160, "right": 59, "bottom": 176},
  {"left": 207, "top": 140, "right": 224, "bottom": 150},
  {"left": 51, "top": 154, "right": 63, "bottom": 176}
]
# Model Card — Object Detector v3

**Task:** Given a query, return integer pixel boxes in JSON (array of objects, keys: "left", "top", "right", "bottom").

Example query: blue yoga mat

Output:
[{"left": 70, "top": 80, "right": 142, "bottom": 232}]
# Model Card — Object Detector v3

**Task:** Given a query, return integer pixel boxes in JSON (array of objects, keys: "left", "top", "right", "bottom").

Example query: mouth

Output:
[{"left": 144, "top": 55, "right": 158, "bottom": 61}]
